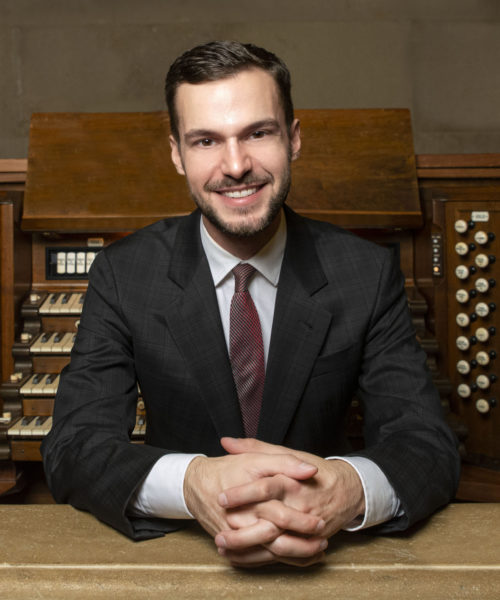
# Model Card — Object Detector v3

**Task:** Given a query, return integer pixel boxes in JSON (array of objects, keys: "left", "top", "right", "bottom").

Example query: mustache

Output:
[{"left": 204, "top": 174, "right": 272, "bottom": 192}]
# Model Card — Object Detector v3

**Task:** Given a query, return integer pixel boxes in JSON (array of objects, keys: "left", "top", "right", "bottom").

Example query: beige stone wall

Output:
[{"left": 1, "top": 0, "right": 499, "bottom": 158}]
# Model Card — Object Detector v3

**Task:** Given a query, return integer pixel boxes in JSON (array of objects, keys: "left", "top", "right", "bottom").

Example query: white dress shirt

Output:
[{"left": 130, "top": 212, "right": 401, "bottom": 529}]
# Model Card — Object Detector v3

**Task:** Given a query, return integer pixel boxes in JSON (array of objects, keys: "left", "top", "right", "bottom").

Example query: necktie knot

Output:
[{"left": 233, "top": 263, "right": 256, "bottom": 293}]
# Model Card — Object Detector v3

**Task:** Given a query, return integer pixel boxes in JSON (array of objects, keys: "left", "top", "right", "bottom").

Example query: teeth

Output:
[{"left": 222, "top": 187, "right": 258, "bottom": 199}]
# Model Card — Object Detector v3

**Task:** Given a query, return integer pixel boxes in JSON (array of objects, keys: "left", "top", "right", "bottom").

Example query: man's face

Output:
[{"left": 170, "top": 68, "right": 301, "bottom": 244}]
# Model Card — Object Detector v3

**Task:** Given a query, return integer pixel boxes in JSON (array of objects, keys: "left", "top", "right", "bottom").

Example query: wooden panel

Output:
[
  {"left": 289, "top": 109, "right": 422, "bottom": 228},
  {"left": 22, "top": 110, "right": 421, "bottom": 232},
  {"left": 0, "top": 200, "right": 15, "bottom": 382}
]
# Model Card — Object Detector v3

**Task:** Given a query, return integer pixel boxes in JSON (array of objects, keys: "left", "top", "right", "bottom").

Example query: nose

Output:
[{"left": 221, "top": 139, "right": 251, "bottom": 180}]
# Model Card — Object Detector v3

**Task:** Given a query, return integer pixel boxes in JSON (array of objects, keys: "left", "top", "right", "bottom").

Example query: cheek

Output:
[{"left": 183, "top": 156, "right": 217, "bottom": 188}]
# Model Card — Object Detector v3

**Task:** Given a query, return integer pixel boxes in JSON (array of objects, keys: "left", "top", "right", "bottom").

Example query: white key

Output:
[
  {"left": 68, "top": 293, "right": 85, "bottom": 314},
  {"left": 30, "top": 416, "right": 51, "bottom": 437},
  {"left": 61, "top": 333, "right": 76, "bottom": 353},
  {"left": 48, "top": 332, "right": 63, "bottom": 352},
  {"left": 30, "top": 332, "right": 52, "bottom": 353},
  {"left": 50, "top": 293, "right": 72, "bottom": 314},
  {"left": 20, "top": 374, "right": 44, "bottom": 395},
  {"left": 39, "top": 293, "right": 58, "bottom": 315},
  {"left": 43, "top": 374, "right": 60, "bottom": 395},
  {"left": 7, "top": 417, "right": 28, "bottom": 437},
  {"left": 21, "top": 417, "right": 41, "bottom": 437},
  {"left": 39, "top": 416, "right": 53, "bottom": 436},
  {"left": 31, "top": 374, "right": 51, "bottom": 395}
]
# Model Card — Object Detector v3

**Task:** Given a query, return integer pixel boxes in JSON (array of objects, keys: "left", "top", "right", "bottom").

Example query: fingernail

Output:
[
  {"left": 299, "top": 462, "right": 315, "bottom": 470},
  {"left": 316, "top": 519, "right": 326, "bottom": 532},
  {"left": 215, "top": 534, "right": 226, "bottom": 548},
  {"left": 218, "top": 493, "right": 228, "bottom": 507},
  {"left": 320, "top": 539, "right": 328, "bottom": 551}
]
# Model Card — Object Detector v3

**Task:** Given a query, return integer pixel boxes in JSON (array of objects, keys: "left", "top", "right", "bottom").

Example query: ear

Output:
[
  {"left": 289, "top": 118, "right": 301, "bottom": 161},
  {"left": 169, "top": 134, "right": 186, "bottom": 175}
]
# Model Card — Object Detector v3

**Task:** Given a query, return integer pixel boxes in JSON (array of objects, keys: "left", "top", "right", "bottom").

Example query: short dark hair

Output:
[{"left": 165, "top": 40, "right": 294, "bottom": 141}]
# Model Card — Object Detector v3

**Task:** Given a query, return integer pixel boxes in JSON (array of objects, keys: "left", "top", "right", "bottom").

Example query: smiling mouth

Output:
[{"left": 220, "top": 187, "right": 260, "bottom": 199}]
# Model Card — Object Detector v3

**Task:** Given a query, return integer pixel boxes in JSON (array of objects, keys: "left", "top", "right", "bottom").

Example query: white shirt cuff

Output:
[
  {"left": 327, "top": 456, "right": 401, "bottom": 531},
  {"left": 129, "top": 453, "right": 203, "bottom": 519}
]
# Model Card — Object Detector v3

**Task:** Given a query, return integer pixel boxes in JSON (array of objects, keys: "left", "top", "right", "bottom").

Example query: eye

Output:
[
  {"left": 250, "top": 130, "right": 267, "bottom": 140},
  {"left": 196, "top": 138, "right": 214, "bottom": 148}
]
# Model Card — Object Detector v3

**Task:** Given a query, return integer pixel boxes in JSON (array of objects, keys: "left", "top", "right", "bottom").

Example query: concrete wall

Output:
[{"left": 1, "top": 0, "right": 499, "bottom": 158}]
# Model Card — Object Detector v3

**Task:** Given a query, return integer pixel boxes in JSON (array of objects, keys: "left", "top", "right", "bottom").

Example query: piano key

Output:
[
  {"left": 7, "top": 416, "right": 53, "bottom": 438},
  {"left": 39, "top": 293, "right": 59, "bottom": 315},
  {"left": 20, "top": 373, "right": 44, "bottom": 395},
  {"left": 42, "top": 374, "right": 60, "bottom": 395},
  {"left": 20, "top": 373, "right": 60, "bottom": 396},
  {"left": 68, "top": 292, "right": 85, "bottom": 314},
  {"left": 31, "top": 373, "right": 51, "bottom": 395},
  {"left": 7, "top": 416, "right": 35, "bottom": 437},
  {"left": 48, "top": 332, "right": 63, "bottom": 352},
  {"left": 61, "top": 332, "right": 76, "bottom": 353},
  {"left": 50, "top": 293, "right": 72, "bottom": 314},
  {"left": 38, "top": 416, "right": 53, "bottom": 436},
  {"left": 30, "top": 416, "right": 51, "bottom": 437},
  {"left": 30, "top": 332, "right": 52, "bottom": 353}
]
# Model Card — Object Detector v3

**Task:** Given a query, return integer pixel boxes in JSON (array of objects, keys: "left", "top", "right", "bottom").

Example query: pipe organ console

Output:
[{"left": 1, "top": 112, "right": 499, "bottom": 501}]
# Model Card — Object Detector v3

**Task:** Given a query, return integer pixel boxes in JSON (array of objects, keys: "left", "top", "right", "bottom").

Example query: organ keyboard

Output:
[{"left": 1, "top": 111, "right": 499, "bottom": 501}]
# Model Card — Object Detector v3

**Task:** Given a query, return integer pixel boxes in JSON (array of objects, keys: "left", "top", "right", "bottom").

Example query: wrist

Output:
[{"left": 183, "top": 455, "right": 207, "bottom": 517}]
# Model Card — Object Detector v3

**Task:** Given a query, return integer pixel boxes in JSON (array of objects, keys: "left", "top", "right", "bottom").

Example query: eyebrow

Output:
[{"left": 183, "top": 119, "right": 281, "bottom": 144}]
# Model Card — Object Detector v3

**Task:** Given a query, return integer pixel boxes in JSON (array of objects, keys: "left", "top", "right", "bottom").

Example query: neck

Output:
[{"left": 202, "top": 213, "right": 282, "bottom": 260}]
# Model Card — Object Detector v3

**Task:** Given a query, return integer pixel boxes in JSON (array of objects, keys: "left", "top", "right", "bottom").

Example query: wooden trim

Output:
[
  {"left": 0, "top": 202, "right": 15, "bottom": 380},
  {"left": 0, "top": 160, "right": 27, "bottom": 184},
  {"left": 416, "top": 154, "right": 500, "bottom": 179},
  {"left": 417, "top": 154, "right": 500, "bottom": 168}
]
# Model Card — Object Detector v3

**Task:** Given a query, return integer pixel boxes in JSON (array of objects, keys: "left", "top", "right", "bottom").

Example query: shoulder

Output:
[
  {"left": 105, "top": 215, "right": 186, "bottom": 257},
  {"left": 88, "top": 213, "right": 195, "bottom": 283},
  {"left": 286, "top": 208, "right": 392, "bottom": 266}
]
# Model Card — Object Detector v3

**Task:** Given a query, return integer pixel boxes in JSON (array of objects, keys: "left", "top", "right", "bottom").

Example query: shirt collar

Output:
[{"left": 200, "top": 210, "right": 287, "bottom": 287}]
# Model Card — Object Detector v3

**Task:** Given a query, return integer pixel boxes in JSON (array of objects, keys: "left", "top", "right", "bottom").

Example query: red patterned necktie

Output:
[{"left": 230, "top": 264, "right": 265, "bottom": 438}]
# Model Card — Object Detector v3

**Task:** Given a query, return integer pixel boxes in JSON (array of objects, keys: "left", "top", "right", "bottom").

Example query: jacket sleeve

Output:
[
  {"left": 41, "top": 250, "right": 184, "bottom": 540},
  {"left": 349, "top": 249, "right": 460, "bottom": 532}
]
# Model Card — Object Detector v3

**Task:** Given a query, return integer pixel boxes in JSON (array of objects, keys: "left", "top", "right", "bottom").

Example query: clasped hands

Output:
[{"left": 183, "top": 437, "right": 365, "bottom": 568}]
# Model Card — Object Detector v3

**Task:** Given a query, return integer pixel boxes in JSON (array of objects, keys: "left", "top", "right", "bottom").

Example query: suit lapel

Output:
[
  {"left": 163, "top": 211, "right": 244, "bottom": 438},
  {"left": 258, "top": 208, "right": 333, "bottom": 443}
]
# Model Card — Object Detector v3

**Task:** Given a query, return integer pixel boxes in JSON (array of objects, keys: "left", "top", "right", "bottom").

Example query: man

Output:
[{"left": 42, "top": 41, "right": 460, "bottom": 568}]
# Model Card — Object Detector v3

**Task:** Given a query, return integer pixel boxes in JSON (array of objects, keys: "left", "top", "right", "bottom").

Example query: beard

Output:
[{"left": 188, "top": 167, "right": 292, "bottom": 239}]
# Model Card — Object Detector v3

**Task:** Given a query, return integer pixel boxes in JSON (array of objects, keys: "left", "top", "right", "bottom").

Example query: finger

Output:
[
  {"left": 221, "top": 442, "right": 318, "bottom": 481},
  {"left": 226, "top": 500, "right": 325, "bottom": 536},
  {"left": 221, "top": 437, "right": 287, "bottom": 456},
  {"left": 265, "top": 532, "right": 328, "bottom": 559},
  {"left": 219, "top": 473, "right": 293, "bottom": 508},
  {"left": 215, "top": 519, "right": 282, "bottom": 551}
]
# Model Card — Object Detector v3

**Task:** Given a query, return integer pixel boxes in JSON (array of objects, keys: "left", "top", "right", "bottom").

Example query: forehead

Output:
[{"left": 174, "top": 68, "right": 285, "bottom": 134}]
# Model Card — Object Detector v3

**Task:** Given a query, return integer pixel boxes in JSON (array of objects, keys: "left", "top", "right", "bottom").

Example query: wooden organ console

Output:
[{"left": 0, "top": 111, "right": 499, "bottom": 502}]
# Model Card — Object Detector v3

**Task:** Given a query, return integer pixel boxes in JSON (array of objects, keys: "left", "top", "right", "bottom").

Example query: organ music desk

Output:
[{"left": 0, "top": 503, "right": 498, "bottom": 599}]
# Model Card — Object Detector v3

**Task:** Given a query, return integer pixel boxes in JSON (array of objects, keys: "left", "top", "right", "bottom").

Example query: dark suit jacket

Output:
[{"left": 42, "top": 207, "right": 460, "bottom": 540}]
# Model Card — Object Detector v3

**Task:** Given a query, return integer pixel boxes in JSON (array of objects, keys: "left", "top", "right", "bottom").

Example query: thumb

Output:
[{"left": 220, "top": 437, "right": 318, "bottom": 480}]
